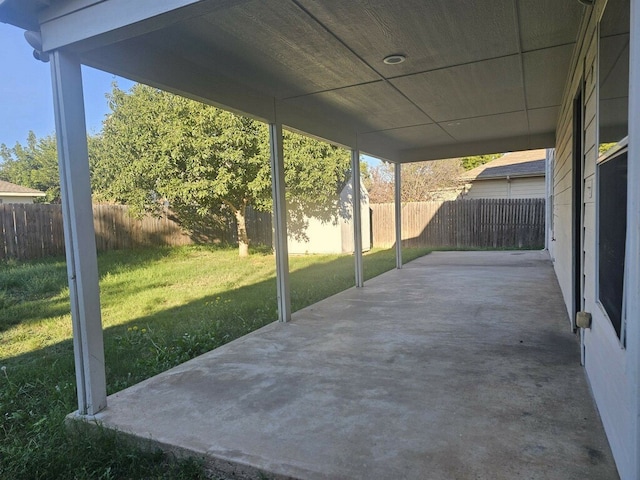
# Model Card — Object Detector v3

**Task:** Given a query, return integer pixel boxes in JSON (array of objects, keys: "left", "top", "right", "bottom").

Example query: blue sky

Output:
[
  {"left": 0, "top": 23, "right": 134, "bottom": 148},
  {"left": 0, "top": 22, "right": 381, "bottom": 166}
]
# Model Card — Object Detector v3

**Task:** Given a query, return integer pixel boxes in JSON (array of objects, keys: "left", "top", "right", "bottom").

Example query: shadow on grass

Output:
[
  {"left": 0, "top": 245, "right": 236, "bottom": 332},
  {"left": 3, "top": 247, "right": 429, "bottom": 381},
  {"left": 0, "top": 246, "right": 430, "bottom": 479}
]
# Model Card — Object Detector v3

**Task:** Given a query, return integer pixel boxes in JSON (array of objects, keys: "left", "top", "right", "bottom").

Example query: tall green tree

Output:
[
  {"left": 0, "top": 132, "right": 102, "bottom": 203},
  {"left": 93, "top": 84, "right": 351, "bottom": 256},
  {"left": 460, "top": 153, "right": 502, "bottom": 171},
  {"left": 0, "top": 132, "right": 60, "bottom": 203}
]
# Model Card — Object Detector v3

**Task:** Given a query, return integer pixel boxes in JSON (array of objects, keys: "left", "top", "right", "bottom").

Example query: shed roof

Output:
[
  {"left": 0, "top": 179, "right": 46, "bottom": 196},
  {"left": 0, "top": 1, "right": 586, "bottom": 162},
  {"left": 461, "top": 149, "right": 547, "bottom": 181}
]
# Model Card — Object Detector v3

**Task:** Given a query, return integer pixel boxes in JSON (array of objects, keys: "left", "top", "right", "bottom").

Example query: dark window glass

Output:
[
  {"left": 598, "top": 150, "right": 627, "bottom": 338},
  {"left": 598, "top": 0, "right": 629, "bottom": 154}
]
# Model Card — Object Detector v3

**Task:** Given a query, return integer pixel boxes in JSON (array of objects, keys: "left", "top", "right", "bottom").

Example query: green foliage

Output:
[
  {"left": 0, "top": 245, "right": 430, "bottom": 479},
  {"left": 460, "top": 153, "right": 502, "bottom": 171},
  {"left": 598, "top": 142, "right": 618, "bottom": 156},
  {"left": 0, "top": 132, "right": 103, "bottom": 204},
  {"left": 0, "top": 132, "right": 60, "bottom": 203},
  {"left": 93, "top": 84, "right": 351, "bottom": 253}
]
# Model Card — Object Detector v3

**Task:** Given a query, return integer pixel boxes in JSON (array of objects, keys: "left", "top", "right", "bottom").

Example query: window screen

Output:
[{"left": 598, "top": 149, "right": 627, "bottom": 338}]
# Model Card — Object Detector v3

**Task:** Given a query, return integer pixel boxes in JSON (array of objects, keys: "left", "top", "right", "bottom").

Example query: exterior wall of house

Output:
[
  {"left": 0, "top": 195, "right": 38, "bottom": 204},
  {"left": 552, "top": 1, "right": 634, "bottom": 477},
  {"left": 464, "top": 180, "right": 508, "bottom": 199},
  {"left": 464, "top": 177, "right": 545, "bottom": 199}
]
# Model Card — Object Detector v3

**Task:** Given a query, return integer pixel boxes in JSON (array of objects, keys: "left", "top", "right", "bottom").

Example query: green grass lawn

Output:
[{"left": 0, "top": 245, "right": 430, "bottom": 479}]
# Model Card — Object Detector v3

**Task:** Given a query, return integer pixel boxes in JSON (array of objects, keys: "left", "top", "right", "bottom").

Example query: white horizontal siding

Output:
[
  {"left": 509, "top": 177, "right": 546, "bottom": 198},
  {"left": 464, "top": 177, "right": 544, "bottom": 199},
  {"left": 553, "top": 0, "right": 635, "bottom": 477},
  {"left": 0, "top": 196, "right": 36, "bottom": 204},
  {"left": 464, "top": 179, "right": 508, "bottom": 199}
]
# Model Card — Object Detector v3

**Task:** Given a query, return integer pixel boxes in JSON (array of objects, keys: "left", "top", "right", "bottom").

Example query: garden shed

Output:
[{"left": 287, "top": 175, "right": 371, "bottom": 255}]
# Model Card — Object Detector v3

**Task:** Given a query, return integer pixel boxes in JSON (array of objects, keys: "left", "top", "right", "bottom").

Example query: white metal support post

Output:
[
  {"left": 50, "top": 50, "right": 107, "bottom": 415},
  {"left": 269, "top": 123, "right": 291, "bottom": 322},
  {"left": 544, "top": 149, "right": 552, "bottom": 251},
  {"left": 394, "top": 162, "right": 402, "bottom": 269},
  {"left": 351, "top": 149, "right": 364, "bottom": 287},
  {"left": 626, "top": 0, "right": 640, "bottom": 475}
]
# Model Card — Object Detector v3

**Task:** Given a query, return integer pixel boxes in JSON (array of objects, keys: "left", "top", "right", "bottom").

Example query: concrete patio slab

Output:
[{"left": 87, "top": 251, "right": 619, "bottom": 479}]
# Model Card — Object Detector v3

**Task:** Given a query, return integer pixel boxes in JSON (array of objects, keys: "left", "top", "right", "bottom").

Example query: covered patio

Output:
[
  {"left": 3, "top": 0, "right": 640, "bottom": 477},
  {"left": 92, "top": 251, "right": 618, "bottom": 479}
]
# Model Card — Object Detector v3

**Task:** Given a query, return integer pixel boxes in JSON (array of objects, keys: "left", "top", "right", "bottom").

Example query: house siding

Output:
[
  {"left": 0, "top": 195, "right": 37, "bottom": 204},
  {"left": 553, "top": 1, "right": 634, "bottom": 478},
  {"left": 464, "top": 177, "right": 545, "bottom": 199},
  {"left": 464, "top": 180, "right": 508, "bottom": 199}
]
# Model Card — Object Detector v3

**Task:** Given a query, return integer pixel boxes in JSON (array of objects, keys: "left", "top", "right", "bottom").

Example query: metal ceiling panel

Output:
[
  {"left": 359, "top": 123, "right": 452, "bottom": 159},
  {"left": 283, "top": 81, "right": 433, "bottom": 133},
  {"left": 145, "top": 0, "right": 380, "bottom": 99},
  {"left": 440, "top": 111, "right": 528, "bottom": 142},
  {"left": 528, "top": 106, "right": 559, "bottom": 135},
  {"left": 376, "top": 123, "right": 452, "bottom": 147},
  {"left": 390, "top": 55, "right": 525, "bottom": 122},
  {"left": 523, "top": 44, "right": 575, "bottom": 109},
  {"left": 296, "top": 0, "right": 519, "bottom": 77},
  {"left": 2, "top": 0, "right": 586, "bottom": 161},
  {"left": 517, "top": 0, "right": 583, "bottom": 51}
]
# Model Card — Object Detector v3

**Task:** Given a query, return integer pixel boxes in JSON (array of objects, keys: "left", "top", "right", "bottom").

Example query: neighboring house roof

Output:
[
  {"left": 461, "top": 149, "right": 547, "bottom": 182},
  {"left": 0, "top": 180, "right": 46, "bottom": 197}
]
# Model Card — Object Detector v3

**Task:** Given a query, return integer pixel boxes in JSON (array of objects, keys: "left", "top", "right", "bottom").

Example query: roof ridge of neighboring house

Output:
[
  {"left": 0, "top": 179, "right": 47, "bottom": 196},
  {"left": 460, "top": 149, "right": 547, "bottom": 181}
]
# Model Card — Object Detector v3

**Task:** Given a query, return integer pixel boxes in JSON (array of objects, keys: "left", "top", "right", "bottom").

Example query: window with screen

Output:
[
  {"left": 597, "top": 0, "right": 629, "bottom": 341},
  {"left": 598, "top": 148, "right": 627, "bottom": 338}
]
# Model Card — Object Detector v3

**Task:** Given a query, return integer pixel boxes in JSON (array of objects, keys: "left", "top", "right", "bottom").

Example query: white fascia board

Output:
[
  {"left": 398, "top": 133, "right": 555, "bottom": 163},
  {"left": 40, "top": 0, "right": 213, "bottom": 52}
]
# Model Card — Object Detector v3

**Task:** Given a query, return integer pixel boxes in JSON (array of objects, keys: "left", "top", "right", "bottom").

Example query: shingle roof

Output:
[
  {"left": 0, "top": 180, "right": 46, "bottom": 196},
  {"left": 461, "top": 149, "right": 547, "bottom": 181}
]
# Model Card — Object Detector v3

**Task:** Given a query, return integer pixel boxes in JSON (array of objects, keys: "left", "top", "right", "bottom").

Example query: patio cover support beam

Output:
[
  {"left": 626, "top": 0, "right": 640, "bottom": 475},
  {"left": 50, "top": 50, "right": 106, "bottom": 415},
  {"left": 395, "top": 162, "right": 402, "bottom": 269},
  {"left": 40, "top": 0, "right": 203, "bottom": 52},
  {"left": 351, "top": 149, "right": 364, "bottom": 287},
  {"left": 269, "top": 122, "right": 291, "bottom": 322}
]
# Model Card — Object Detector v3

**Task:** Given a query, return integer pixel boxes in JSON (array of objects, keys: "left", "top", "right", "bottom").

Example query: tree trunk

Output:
[{"left": 235, "top": 207, "right": 250, "bottom": 257}]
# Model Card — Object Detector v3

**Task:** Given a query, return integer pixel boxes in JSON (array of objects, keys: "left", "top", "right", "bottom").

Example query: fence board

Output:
[
  {"left": 371, "top": 199, "right": 545, "bottom": 249},
  {"left": 0, "top": 203, "right": 273, "bottom": 261},
  {"left": 1, "top": 199, "right": 544, "bottom": 262}
]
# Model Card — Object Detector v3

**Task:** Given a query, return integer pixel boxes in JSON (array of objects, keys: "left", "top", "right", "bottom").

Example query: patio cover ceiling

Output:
[{"left": 1, "top": 0, "right": 585, "bottom": 162}]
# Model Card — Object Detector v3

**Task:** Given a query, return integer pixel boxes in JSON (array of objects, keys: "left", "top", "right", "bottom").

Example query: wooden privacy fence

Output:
[
  {"left": 0, "top": 203, "right": 272, "bottom": 261},
  {"left": 1, "top": 199, "right": 544, "bottom": 261},
  {"left": 371, "top": 199, "right": 546, "bottom": 249}
]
